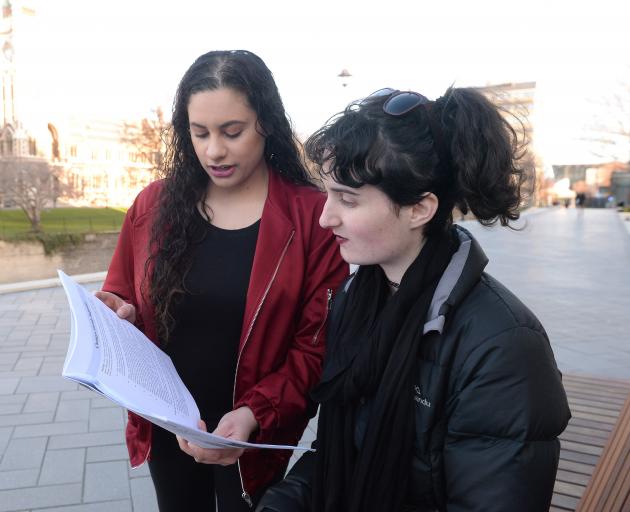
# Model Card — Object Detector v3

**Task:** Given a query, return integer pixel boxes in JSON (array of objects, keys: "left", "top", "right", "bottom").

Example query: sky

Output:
[{"left": 15, "top": 0, "right": 630, "bottom": 165}]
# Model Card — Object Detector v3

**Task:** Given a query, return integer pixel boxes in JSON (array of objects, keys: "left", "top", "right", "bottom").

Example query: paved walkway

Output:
[
  {"left": 0, "top": 206, "right": 628, "bottom": 511},
  {"left": 461, "top": 207, "right": 630, "bottom": 380}
]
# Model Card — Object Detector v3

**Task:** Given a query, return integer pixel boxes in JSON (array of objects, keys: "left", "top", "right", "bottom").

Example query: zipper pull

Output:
[
  {"left": 242, "top": 491, "right": 253, "bottom": 508},
  {"left": 327, "top": 288, "right": 333, "bottom": 310}
]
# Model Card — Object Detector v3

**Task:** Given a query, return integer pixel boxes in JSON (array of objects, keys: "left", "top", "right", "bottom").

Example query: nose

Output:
[
  {"left": 205, "top": 135, "right": 227, "bottom": 162},
  {"left": 319, "top": 197, "right": 339, "bottom": 229}
]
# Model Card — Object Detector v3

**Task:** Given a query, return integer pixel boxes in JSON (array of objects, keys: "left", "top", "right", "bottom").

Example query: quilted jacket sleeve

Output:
[
  {"left": 443, "top": 326, "right": 571, "bottom": 512},
  {"left": 255, "top": 450, "right": 315, "bottom": 512}
]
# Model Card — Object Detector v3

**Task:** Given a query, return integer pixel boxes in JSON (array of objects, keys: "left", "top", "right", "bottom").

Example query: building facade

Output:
[
  {"left": 0, "top": 1, "right": 156, "bottom": 209},
  {"left": 473, "top": 81, "right": 541, "bottom": 205}
]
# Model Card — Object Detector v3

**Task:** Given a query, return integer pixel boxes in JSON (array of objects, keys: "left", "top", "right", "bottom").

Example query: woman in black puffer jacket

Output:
[{"left": 256, "top": 87, "right": 571, "bottom": 512}]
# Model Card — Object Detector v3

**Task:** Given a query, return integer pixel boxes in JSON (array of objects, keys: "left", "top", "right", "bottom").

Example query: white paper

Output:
[{"left": 58, "top": 270, "right": 312, "bottom": 452}]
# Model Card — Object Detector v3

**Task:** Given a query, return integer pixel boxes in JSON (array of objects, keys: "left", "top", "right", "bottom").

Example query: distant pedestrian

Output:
[
  {"left": 256, "top": 87, "right": 571, "bottom": 512},
  {"left": 576, "top": 192, "right": 586, "bottom": 208}
]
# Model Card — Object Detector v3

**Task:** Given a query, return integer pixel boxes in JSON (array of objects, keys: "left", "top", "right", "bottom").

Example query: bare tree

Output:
[
  {"left": 0, "top": 157, "right": 67, "bottom": 232},
  {"left": 121, "top": 107, "right": 169, "bottom": 177},
  {"left": 580, "top": 70, "right": 630, "bottom": 163}
]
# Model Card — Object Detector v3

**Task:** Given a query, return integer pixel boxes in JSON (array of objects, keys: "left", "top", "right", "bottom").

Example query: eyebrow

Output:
[
  {"left": 329, "top": 186, "right": 359, "bottom": 196},
  {"left": 189, "top": 120, "right": 247, "bottom": 130}
]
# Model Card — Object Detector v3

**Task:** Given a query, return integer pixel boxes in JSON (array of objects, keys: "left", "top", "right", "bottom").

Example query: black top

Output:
[{"left": 164, "top": 212, "right": 260, "bottom": 429}]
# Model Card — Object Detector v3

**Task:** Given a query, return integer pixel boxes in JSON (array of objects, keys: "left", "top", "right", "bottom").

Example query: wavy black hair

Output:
[
  {"left": 305, "top": 87, "right": 529, "bottom": 237},
  {"left": 147, "top": 50, "right": 312, "bottom": 344}
]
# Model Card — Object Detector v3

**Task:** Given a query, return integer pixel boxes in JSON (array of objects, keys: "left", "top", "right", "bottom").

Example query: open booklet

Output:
[{"left": 58, "top": 270, "right": 312, "bottom": 452}]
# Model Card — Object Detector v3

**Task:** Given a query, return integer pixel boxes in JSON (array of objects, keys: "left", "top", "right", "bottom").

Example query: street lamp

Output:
[{"left": 337, "top": 68, "right": 352, "bottom": 87}]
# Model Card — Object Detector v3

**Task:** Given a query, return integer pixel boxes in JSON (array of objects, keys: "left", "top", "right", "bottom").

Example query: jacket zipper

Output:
[
  {"left": 234, "top": 230, "right": 295, "bottom": 507},
  {"left": 312, "top": 288, "right": 333, "bottom": 345}
]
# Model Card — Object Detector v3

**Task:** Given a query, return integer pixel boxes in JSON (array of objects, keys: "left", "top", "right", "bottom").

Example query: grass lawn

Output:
[{"left": 0, "top": 207, "right": 127, "bottom": 239}]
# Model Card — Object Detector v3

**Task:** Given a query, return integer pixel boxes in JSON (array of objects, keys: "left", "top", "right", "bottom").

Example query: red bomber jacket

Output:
[{"left": 102, "top": 171, "right": 348, "bottom": 502}]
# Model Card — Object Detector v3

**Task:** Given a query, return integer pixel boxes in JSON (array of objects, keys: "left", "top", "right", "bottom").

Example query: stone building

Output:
[{"left": 0, "top": 0, "right": 155, "bottom": 208}]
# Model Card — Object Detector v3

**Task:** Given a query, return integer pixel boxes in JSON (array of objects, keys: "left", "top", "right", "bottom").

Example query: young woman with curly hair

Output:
[
  {"left": 256, "top": 87, "right": 571, "bottom": 512},
  {"left": 96, "top": 50, "right": 347, "bottom": 511}
]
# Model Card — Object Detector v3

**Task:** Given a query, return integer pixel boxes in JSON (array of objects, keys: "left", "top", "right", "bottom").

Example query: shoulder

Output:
[
  {"left": 126, "top": 180, "right": 164, "bottom": 223},
  {"left": 267, "top": 173, "right": 329, "bottom": 243},
  {"left": 443, "top": 276, "right": 569, "bottom": 440},
  {"left": 446, "top": 272, "right": 564, "bottom": 385},
  {"left": 269, "top": 172, "right": 325, "bottom": 210},
  {"left": 452, "top": 272, "right": 546, "bottom": 348},
  {"left": 444, "top": 272, "right": 557, "bottom": 382}
]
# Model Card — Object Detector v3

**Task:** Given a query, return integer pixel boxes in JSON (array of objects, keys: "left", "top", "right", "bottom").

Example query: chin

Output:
[{"left": 340, "top": 248, "right": 369, "bottom": 267}]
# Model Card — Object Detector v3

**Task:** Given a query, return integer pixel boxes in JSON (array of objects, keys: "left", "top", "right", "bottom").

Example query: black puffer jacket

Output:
[{"left": 257, "top": 226, "right": 571, "bottom": 512}]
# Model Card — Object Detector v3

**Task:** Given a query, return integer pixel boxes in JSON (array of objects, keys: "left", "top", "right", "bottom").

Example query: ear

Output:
[{"left": 408, "top": 193, "right": 438, "bottom": 229}]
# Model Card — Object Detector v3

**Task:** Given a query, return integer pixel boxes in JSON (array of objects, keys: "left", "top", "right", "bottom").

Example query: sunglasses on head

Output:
[
  {"left": 363, "top": 88, "right": 432, "bottom": 116},
  {"left": 362, "top": 87, "right": 453, "bottom": 173}
]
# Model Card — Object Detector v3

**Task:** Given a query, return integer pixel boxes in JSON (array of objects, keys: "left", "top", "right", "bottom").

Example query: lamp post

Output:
[{"left": 337, "top": 68, "right": 352, "bottom": 88}]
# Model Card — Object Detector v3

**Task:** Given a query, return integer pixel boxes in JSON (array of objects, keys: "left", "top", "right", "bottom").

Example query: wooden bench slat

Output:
[
  {"left": 563, "top": 425, "right": 615, "bottom": 441},
  {"left": 569, "top": 411, "right": 618, "bottom": 426},
  {"left": 560, "top": 431, "right": 608, "bottom": 448},
  {"left": 560, "top": 450, "right": 603, "bottom": 466},
  {"left": 568, "top": 396, "right": 628, "bottom": 412},
  {"left": 566, "top": 416, "right": 615, "bottom": 432},
  {"left": 554, "top": 480, "right": 589, "bottom": 498},
  {"left": 557, "top": 458, "right": 596, "bottom": 476},
  {"left": 552, "top": 492, "right": 581, "bottom": 510},
  {"left": 576, "top": 394, "right": 630, "bottom": 512},
  {"left": 562, "top": 375, "right": 630, "bottom": 389},
  {"left": 555, "top": 469, "right": 592, "bottom": 487},
  {"left": 569, "top": 404, "right": 622, "bottom": 419},
  {"left": 563, "top": 384, "right": 630, "bottom": 400},
  {"left": 560, "top": 441, "right": 603, "bottom": 457}
]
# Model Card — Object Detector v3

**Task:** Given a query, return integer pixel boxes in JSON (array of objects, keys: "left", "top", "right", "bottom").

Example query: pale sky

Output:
[{"left": 17, "top": 0, "right": 630, "bottom": 165}]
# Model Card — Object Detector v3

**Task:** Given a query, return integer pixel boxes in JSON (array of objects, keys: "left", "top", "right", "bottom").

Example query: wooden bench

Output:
[
  {"left": 551, "top": 374, "right": 630, "bottom": 512},
  {"left": 576, "top": 389, "right": 630, "bottom": 511}
]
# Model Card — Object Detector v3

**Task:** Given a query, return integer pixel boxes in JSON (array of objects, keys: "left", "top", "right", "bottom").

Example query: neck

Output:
[
  {"left": 381, "top": 235, "right": 427, "bottom": 287},
  {"left": 202, "top": 166, "right": 269, "bottom": 229},
  {"left": 206, "top": 164, "right": 269, "bottom": 203}
]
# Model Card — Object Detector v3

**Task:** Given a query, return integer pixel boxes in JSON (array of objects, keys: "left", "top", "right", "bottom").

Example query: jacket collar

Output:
[
  {"left": 423, "top": 225, "right": 488, "bottom": 334},
  {"left": 239, "top": 171, "right": 297, "bottom": 349},
  {"left": 319, "top": 226, "right": 488, "bottom": 385}
]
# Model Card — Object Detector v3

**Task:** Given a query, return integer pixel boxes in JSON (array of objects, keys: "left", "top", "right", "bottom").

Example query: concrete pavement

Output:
[
  {"left": 0, "top": 206, "right": 628, "bottom": 511},
  {"left": 461, "top": 207, "right": 630, "bottom": 380}
]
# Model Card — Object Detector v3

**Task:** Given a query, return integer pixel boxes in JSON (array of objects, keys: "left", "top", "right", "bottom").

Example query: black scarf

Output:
[{"left": 311, "top": 229, "right": 458, "bottom": 512}]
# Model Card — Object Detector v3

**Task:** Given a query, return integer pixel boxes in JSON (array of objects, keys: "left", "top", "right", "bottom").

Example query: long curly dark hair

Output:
[
  {"left": 305, "top": 87, "right": 529, "bottom": 237},
  {"left": 147, "top": 50, "right": 312, "bottom": 344}
]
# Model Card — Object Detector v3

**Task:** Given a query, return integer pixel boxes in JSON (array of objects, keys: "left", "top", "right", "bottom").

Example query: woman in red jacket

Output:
[{"left": 95, "top": 50, "right": 347, "bottom": 511}]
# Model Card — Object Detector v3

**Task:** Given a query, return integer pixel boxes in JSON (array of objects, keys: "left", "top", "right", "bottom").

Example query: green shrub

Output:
[
  {"left": 34, "top": 233, "right": 84, "bottom": 256},
  {"left": 3, "top": 232, "right": 84, "bottom": 256}
]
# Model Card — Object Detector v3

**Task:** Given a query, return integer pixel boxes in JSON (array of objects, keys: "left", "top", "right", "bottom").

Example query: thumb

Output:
[{"left": 117, "top": 303, "right": 133, "bottom": 318}]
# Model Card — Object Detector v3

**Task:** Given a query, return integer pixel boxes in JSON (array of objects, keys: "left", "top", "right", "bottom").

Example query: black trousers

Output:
[{"left": 148, "top": 424, "right": 257, "bottom": 512}]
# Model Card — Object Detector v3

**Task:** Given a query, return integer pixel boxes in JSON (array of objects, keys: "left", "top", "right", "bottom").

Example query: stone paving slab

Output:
[
  {"left": 0, "top": 207, "right": 627, "bottom": 511},
  {"left": 83, "top": 461, "right": 131, "bottom": 502},
  {"left": 0, "top": 482, "right": 83, "bottom": 511}
]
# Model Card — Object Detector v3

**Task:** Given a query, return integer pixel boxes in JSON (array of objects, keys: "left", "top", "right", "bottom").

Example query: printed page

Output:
[
  {"left": 58, "top": 271, "right": 312, "bottom": 452},
  {"left": 58, "top": 270, "right": 200, "bottom": 430}
]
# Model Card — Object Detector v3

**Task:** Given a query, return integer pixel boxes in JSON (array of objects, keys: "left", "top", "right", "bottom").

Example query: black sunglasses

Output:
[
  {"left": 363, "top": 88, "right": 431, "bottom": 116},
  {"left": 363, "top": 88, "right": 452, "bottom": 172}
]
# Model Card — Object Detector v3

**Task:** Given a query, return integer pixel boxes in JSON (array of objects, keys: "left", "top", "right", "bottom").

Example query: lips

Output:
[
  {"left": 208, "top": 165, "right": 236, "bottom": 178},
  {"left": 334, "top": 234, "right": 348, "bottom": 244}
]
